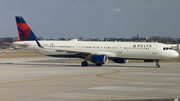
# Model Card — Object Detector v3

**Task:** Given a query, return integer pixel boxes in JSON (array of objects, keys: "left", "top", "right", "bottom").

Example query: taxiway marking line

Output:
[
  {"left": 96, "top": 67, "right": 180, "bottom": 84},
  {"left": 0, "top": 84, "right": 108, "bottom": 88},
  {"left": 96, "top": 69, "right": 120, "bottom": 77},
  {"left": 0, "top": 74, "right": 94, "bottom": 84},
  {"left": 0, "top": 69, "right": 120, "bottom": 85},
  {"left": 1, "top": 65, "right": 178, "bottom": 85}
]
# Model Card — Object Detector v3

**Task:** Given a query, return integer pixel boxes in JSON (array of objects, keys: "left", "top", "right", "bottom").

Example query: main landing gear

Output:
[
  {"left": 155, "top": 60, "right": 160, "bottom": 68},
  {"left": 81, "top": 61, "right": 103, "bottom": 66},
  {"left": 81, "top": 61, "right": 88, "bottom": 66}
]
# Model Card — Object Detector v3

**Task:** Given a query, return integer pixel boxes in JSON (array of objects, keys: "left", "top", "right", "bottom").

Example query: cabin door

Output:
[
  {"left": 153, "top": 44, "right": 158, "bottom": 54},
  {"left": 118, "top": 45, "right": 123, "bottom": 53},
  {"left": 76, "top": 44, "right": 81, "bottom": 50}
]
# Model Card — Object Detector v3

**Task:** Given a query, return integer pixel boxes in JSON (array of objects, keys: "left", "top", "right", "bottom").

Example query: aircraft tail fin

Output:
[{"left": 15, "top": 16, "right": 39, "bottom": 41}]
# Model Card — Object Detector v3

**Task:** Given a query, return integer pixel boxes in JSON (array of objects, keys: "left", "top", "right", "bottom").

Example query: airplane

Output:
[{"left": 13, "top": 16, "right": 179, "bottom": 68}]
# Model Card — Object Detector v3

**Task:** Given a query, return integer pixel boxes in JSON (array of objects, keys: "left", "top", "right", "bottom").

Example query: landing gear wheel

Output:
[
  {"left": 96, "top": 63, "right": 102, "bottom": 66},
  {"left": 155, "top": 64, "right": 160, "bottom": 68},
  {"left": 81, "top": 61, "right": 88, "bottom": 66},
  {"left": 155, "top": 60, "right": 160, "bottom": 68}
]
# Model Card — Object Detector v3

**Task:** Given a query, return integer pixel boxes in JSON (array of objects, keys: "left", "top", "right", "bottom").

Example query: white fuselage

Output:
[{"left": 13, "top": 40, "right": 179, "bottom": 60}]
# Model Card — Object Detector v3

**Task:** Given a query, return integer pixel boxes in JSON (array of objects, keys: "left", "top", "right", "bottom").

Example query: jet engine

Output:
[
  {"left": 113, "top": 58, "right": 129, "bottom": 63},
  {"left": 91, "top": 55, "right": 108, "bottom": 65}
]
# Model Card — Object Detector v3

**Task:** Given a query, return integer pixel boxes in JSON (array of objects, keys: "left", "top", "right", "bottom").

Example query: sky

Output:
[{"left": 0, "top": 0, "right": 180, "bottom": 39}]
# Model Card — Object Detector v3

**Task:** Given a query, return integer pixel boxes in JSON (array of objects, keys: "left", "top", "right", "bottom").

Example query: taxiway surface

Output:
[{"left": 0, "top": 57, "right": 179, "bottom": 101}]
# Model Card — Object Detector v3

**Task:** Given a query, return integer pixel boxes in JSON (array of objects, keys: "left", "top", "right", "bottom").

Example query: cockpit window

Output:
[{"left": 163, "top": 47, "right": 172, "bottom": 50}]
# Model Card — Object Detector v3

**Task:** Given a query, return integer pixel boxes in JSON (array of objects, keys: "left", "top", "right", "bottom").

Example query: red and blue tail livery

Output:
[{"left": 15, "top": 16, "right": 38, "bottom": 41}]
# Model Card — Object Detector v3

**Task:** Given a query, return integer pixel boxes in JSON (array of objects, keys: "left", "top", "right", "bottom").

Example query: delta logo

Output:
[
  {"left": 133, "top": 44, "right": 152, "bottom": 47},
  {"left": 50, "top": 43, "right": 54, "bottom": 46}
]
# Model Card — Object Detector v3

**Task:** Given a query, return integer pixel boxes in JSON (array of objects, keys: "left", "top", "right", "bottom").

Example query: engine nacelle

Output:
[
  {"left": 113, "top": 58, "right": 129, "bottom": 64},
  {"left": 91, "top": 55, "right": 108, "bottom": 64}
]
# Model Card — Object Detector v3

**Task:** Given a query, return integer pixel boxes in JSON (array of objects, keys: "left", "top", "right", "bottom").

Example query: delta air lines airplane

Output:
[{"left": 13, "top": 16, "right": 179, "bottom": 68}]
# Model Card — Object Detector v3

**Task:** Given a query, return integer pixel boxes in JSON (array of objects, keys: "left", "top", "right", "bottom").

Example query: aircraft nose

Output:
[{"left": 172, "top": 51, "right": 179, "bottom": 58}]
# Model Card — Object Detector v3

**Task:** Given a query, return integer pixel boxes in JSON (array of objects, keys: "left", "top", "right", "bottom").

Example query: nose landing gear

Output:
[{"left": 155, "top": 60, "right": 160, "bottom": 68}]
